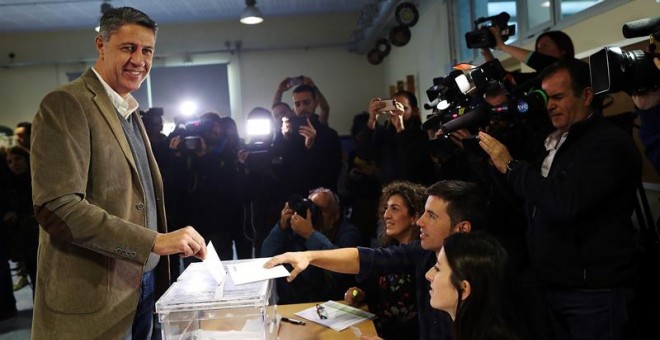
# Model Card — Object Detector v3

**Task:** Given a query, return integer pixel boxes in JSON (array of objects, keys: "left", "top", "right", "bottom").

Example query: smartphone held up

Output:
[{"left": 377, "top": 99, "right": 398, "bottom": 112}]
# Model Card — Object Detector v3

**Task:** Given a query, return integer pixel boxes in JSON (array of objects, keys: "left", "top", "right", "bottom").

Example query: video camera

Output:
[
  {"left": 244, "top": 107, "right": 281, "bottom": 174},
  {"left": 423, "top": 59, "right": 513, "bottom": 133},
  {"left": 422, "top": 59, "right": 549, "bottom": 159},
  {"left": 424, "top": 70, "right": 469, "bottom": 111},
  {"left": 425, "top": 59, "right": 507, "bottom": 111},
  {"left": 454, "top": 59, "right": 509, "bottom": 97},
  {"left": 167, "top": 118, "right": 207, "bottom": 154},
  {"left": 425, "top": 89, "right": 548, "bottom": 136},
  {"left": 182, "top": 121, "right": 206, "bottom": 152},
  {"left": 465, "top": 12, "right": 516, "bottom": 49},
  {"left": 589, "top": 16, "right": 660, "bottom": 95},
  {"left": 490, "top": 89, "right": 549, "bottom": 119}
]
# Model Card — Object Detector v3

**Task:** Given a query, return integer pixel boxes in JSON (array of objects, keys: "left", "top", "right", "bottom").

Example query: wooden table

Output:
[{"left": 276, "top": 301, "right": 378, "bottom": 340}]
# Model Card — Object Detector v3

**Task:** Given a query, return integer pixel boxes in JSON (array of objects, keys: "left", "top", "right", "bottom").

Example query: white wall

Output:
[
  {"left": 0, "top": 65, "right": 60, "bottom": 125},
  {"left": 237, "top": 47, "right": 383, "bottom": 134},
  {"left": 383, "top": 0, "right": 453, "bottom": 117}
]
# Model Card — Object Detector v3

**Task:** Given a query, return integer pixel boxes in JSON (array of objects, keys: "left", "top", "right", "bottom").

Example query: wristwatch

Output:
[{"left": 505, "top": 159, "right": 518, "bottom": 174}]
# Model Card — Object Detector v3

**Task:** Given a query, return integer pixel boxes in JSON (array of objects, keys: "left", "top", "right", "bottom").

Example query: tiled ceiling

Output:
[{"left": 0, "top": 0, "right": 374, "bottom": 32}]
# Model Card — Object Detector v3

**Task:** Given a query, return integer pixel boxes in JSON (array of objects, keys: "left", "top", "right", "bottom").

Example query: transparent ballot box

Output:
[{"left": 156, "top": 261, "right": 277, "bottom": 340}]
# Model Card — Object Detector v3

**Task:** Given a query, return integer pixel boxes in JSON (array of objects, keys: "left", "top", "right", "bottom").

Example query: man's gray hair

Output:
[
  {"left": 308, "top": 187, "right": 340, "bottom": 215},
  {"left": 98, "top": 7, "right": 158, "bottom": 41}
]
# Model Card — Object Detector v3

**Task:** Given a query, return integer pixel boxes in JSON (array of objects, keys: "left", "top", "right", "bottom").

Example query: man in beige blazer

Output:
[{"left": 30, "top": 7, "right": 207, "bottom": 339}]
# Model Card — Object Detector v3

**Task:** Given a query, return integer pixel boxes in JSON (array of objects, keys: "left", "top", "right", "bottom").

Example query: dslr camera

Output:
[
  {"left": 589, "top": 16, "right": 660, "bottom": 95},
  {"left": 287, "top": 194, "right": 321, "bottom": 227},
  {"left": 465, "top": 12, "right": 516, "bottom": 49}
]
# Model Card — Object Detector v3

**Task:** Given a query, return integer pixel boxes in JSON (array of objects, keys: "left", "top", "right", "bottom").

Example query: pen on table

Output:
[{"left": 281, "top": 316, "right": 306, "bottom": 326}]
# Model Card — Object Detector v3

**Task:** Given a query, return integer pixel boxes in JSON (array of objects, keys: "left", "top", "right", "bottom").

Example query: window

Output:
[
  {"left": 525, "top": 0, "right": 552, "bottom": 31},
  {"left": 559, "top": 0, "right": 604, "bottom": 20}
]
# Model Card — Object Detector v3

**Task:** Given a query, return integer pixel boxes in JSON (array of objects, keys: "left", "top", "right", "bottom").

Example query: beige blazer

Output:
[{"left": 30, "top": 69, "right": 170, "bottom": 339}]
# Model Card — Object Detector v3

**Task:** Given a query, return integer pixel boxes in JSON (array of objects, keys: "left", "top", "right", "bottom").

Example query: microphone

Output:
[
  {"left": 622, "top": 16, "right": 660, "bottom": 38},
  {"left": 439, "top": 105, "right": 489, "bottom": 134}
]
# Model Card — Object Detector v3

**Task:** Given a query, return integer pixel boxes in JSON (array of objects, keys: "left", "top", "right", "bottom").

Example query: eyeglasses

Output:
[{"left": 315, "top": 303, "right": 328, "bottom": 319}]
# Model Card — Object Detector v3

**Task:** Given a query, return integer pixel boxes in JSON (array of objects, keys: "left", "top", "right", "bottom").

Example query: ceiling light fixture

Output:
[{"left": 240, "top": 0, "right": 264, "bottom": 25}]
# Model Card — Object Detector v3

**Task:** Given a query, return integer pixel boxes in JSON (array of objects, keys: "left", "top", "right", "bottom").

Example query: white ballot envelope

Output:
[
  {"left": 203, "top": 241, "right": 227, "bottom": 285},
  {"left": 202, "top": 241, "right": 290, "bottom": 286},
  {"left": 227, "top": 257, "right": 290, "bottom": 285}
]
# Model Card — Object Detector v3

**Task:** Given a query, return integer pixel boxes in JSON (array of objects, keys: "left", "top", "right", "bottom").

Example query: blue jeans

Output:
[
  {"left": 545, "top": 287, "right": 634, "bottom": 340},
  {"left": 124, "top": 270, "right": 155, "bottom": 340}
]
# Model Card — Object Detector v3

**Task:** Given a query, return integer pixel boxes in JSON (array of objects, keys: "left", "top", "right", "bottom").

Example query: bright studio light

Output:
[
  {"left": 179, "top": 101, "right": 198, "bottom": 116},
  {"left": 247, "top": 118, "right": 272, "bottom": 137}
]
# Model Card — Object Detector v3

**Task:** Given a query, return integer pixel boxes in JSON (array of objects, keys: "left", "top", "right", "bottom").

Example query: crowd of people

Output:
[{"left": 1, "top": 6, "right": 659, "bottom": 340}]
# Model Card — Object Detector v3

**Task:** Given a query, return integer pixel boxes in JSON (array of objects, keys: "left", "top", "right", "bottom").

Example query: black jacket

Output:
[
  {"left": 506, "top": 113, "right": 641, "bottom": 289},
  {"left": 361, "top": 118, "right": 435, "bottom": 186},
  {"left": 272, "top": 114, "right": 342, "bottom": 199}
]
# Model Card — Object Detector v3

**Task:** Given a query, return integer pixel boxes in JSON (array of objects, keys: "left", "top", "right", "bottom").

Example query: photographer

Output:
[
  {"left": 273, "top": 76, "right": 330, "bottom": 124},
  {"left": 167, "top": 113, "right": 251, "bottom": 261},
  {"left": 634, "top": 57, "right": 660, "bottom": 172},
  {"left": 482, "top": 27, "right": 574, "bottom": 88},
  {"left": 271, "top": 84, "right": 342, "bottom": 204},
  {"left": 261, "top": 188, "right": 360, "bottom": 304},
  {"left": 479, "top": 59, "right": 641, "bottom": 340},
  {"left": 363, "top": 91, "right": 435, "bottom": 186},
  {"left": 630, "top": 57, "right": 660, "bottom": 340},
  {"left": 140, "top": 108, "right": 170, "bottom": 172}
]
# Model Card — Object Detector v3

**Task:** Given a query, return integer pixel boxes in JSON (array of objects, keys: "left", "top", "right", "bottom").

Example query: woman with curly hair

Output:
[{"left": 344, "top": 180, "right": 426, "bottom": 340}]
